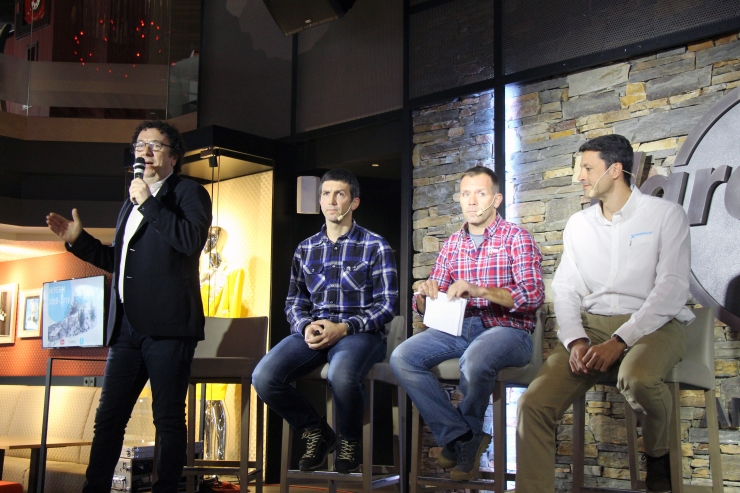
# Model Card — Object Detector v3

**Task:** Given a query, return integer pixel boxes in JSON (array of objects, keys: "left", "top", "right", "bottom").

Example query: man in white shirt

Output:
[{"left": 515, "top": 134, "right": 692, "bottom": 493}]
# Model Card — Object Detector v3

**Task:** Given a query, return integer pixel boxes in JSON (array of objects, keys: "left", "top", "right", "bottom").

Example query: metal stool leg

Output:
[
  {"left": 409, "top": 404, "right": 423, "bottom": 493},
  {"left": 279, "top": 418, "right": 291, "bottom": 493},
  {"left": 493, "top": 381, "right": 506, "bottom": 493},
  {"left": 572, "top": 395, "right": 586, "bottom": 493},
  {"left": 624, "top": 404, "right": 643, "bottom": 490}
]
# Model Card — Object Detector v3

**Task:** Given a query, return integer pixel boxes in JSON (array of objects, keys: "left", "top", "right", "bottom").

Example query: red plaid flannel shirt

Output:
[{"left": 414, "top": 215, "right": 544, "bottom": 332}]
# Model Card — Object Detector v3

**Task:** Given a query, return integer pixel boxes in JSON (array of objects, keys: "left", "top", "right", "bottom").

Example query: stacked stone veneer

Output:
[{"left": 411, "top": 32, "right": 740, "bottom": 491}]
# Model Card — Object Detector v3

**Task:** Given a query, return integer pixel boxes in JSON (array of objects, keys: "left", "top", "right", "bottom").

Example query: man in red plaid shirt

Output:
[{"left": 391, "top": 165, "right": 544, "bottom": 480}]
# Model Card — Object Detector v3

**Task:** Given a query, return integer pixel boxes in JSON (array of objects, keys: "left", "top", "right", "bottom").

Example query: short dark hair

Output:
[
  {"left": 578, "top": 134, "right": 633, "bottom": 186},
  {"left": 462, "top": 165, "right": 499, "bottom": 193},
  {"left": 131, "top": 120, "right": 187, "bottom": 174},
  {"left": 320, "top": 168, "right": 361, "bottom": 199}
]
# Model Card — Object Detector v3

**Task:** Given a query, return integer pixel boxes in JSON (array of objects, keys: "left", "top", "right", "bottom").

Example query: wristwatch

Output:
[
  {"left": 612, "top": 334, "right": 629, "bottom": 352},
  {"left": 344, "top": 321, "right": 356, "bottom": 336}
]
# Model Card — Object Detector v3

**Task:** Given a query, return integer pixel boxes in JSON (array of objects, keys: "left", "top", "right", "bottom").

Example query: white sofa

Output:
[{"left": 0, "top": 385, "right": 154, "bottom": 493}]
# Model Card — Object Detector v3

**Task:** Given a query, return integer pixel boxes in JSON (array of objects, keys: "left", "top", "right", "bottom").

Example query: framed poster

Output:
[
  {"left": 18, "top": 288, "right": 42, "bottom": 338},
  {"left": 14, "top": 0, "right": 51, "bottom": 39},
  {"left": 0, "top": 283, "right": 18, "bottom": 345},
  {"left": 42, "top": 275, "right": 105, "bottom": 348}
]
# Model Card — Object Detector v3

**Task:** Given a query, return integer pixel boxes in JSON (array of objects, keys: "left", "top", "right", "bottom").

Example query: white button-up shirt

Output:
[
  {"left": 118, "top": 174, "right": 171, "bottom": 302},
  {"left": 553, "top": 187, "right": 694, "bottom": 349}
]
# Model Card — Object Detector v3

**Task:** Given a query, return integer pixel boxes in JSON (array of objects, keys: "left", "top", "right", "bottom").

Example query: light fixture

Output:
[
  {"left": 297, "top": 176, "right": 320, "bottom": 214},
  {"left": 180, "top": 147, "right": 272, "bottom": 181},
  {"left": 178, "top": 126, "right": 275, "bottom": 182},
  {"left": 371, "top": 163, "right": 379, "bottom": 167}
]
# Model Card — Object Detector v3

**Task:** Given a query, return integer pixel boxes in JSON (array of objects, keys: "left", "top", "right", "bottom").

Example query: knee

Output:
[
  {"left": 152, "top": 406, "right": 187, "bottom": 434},
  {"left": 459, "top": 357, "right": 493, "bottom": 388},
  {"left": 326, "top": 369, "right": 362, "bottom": 397},
  {"left": 618, "top": 371, "right": 661, "bottom": 403},
  {"left": 251, "top": 360, "right": 274, "bottom": 397},
  {"left": 516, "top": 388, "right": 550, "bottom": 423},
  {"left": 389, "top": 346, "right": 408, "bottom": 373}
]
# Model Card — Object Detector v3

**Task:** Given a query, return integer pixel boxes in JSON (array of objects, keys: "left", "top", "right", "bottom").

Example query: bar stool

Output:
[
  {"left": 178, "top": 316, "right": 269, "bottom": 493},
  {"left": 279, "top": 316, "right": 406, "bottom": 493},
  {"left": 409, "top": 308, "right": 545, "bottom": 493},
  {"left": 572, "top": 307, "right": 723, "bottom": 493}
]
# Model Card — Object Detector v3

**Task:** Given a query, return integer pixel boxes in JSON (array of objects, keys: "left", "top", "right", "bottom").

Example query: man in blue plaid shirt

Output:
[{"left": 253, "top": 169, "right": 398, "bottom": 474}]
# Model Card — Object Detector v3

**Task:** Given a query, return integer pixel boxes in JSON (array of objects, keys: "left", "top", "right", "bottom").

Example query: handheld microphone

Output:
[
  {"left": 336, "top": 204, "right": 352, "bottom": 221},
  {"left": 133, "top": 157, "right": 146, "bottom": 180},
  {"left": 132, "top": 157, "right": 146, "bottom": 205},
  {"left": 476, "top": 198, "right": 496, "bottom": 217}
]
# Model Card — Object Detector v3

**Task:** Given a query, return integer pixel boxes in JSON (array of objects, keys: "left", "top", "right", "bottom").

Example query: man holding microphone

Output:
[{"left": 46, "top": 120, "right": 212, "bottom": 493}]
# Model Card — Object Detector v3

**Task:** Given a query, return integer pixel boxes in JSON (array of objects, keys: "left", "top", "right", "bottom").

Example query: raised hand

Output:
[{"left": 46, "top": 208, "right": 83, "bottom": 245}]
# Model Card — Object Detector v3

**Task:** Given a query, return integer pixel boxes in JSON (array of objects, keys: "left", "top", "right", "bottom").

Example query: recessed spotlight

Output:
[{"left": 371, "top": 163, "right": 379, "bottom": 167}]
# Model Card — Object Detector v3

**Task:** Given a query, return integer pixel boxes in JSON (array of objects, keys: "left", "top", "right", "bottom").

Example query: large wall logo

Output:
[{"left": 641, "top": 88, "right": 740, "bottom": 329}]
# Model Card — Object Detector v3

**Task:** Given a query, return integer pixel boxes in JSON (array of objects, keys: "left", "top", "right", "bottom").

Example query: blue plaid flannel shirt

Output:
[{"left": 285, "top": 221, "right": 399, "bottom": 340}]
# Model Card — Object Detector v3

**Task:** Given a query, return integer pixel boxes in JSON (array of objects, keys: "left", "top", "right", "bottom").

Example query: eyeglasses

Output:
[{"left": 132, "top": 141, "right": 174, "bottom": 152}]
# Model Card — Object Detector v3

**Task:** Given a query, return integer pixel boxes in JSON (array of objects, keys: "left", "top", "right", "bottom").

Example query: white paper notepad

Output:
[{"left": 422, "top": 291, "right": 467, "bottom": 336}]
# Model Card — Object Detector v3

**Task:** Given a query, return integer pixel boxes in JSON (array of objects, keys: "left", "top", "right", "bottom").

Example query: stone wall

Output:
[{"left": 411, "top": 32, "right": 740, "bottom": 491}]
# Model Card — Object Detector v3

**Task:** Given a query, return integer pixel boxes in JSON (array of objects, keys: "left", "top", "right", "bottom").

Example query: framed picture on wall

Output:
[
  {"left": 14, "top": 0, "right": 52, "bottom": 39},
  {"left": 18, "top": 288, "right": 42, "bottom": 338},
  {"left": 0, "top": 283, "right": 18, "bottom": 344}
]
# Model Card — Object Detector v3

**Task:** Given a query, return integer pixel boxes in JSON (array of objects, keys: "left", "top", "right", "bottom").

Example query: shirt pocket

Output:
[
  {"left": 340, "top": 261, "right": 369, "bottom": 291},
  {"left": 302, "top": 263, "right": 327, "bottom": 292}
]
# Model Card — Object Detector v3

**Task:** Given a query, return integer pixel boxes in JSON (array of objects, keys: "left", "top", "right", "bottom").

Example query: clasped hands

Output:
[
  {"left": 303, "top": 320, "right": 347, "bottom": 350},
  {"left": 568, "top": 337, "right": 627, "bottom": 375}
]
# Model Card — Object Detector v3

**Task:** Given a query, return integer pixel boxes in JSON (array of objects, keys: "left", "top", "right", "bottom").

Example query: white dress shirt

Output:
[
  {"left": 118, "top": 174, "right": 171, "bottom": 302},
  {"left": 553, "top": 187, "right": 694, "bottom": 349}
]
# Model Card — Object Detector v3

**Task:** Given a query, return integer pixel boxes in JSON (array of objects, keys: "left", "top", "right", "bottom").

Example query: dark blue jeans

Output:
[
  {"left": 252, "top": 332, "right": 386, "bottom": 440},
  {"left": 83, "top": 314, "right": 197, "bottom": 493}
]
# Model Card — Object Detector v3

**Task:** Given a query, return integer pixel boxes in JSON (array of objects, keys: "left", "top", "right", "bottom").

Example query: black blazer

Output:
[{"left": 68, "top": 174, "right": 212, "bottom": 344}]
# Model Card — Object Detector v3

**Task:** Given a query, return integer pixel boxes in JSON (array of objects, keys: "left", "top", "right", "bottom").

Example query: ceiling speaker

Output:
[{"left": 263, "top": 0, "right": 357, "bottom": 36}]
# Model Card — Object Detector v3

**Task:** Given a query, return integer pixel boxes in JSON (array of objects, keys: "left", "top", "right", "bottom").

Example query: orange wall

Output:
[{"left": 0, "top": 253, "right": 110, "bottom": 376}]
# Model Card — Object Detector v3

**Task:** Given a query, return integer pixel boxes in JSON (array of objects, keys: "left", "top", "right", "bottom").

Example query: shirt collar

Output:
[
  {"left": 319, "top": 220, "right": 358, "bottom": 244},
  {"left": 595, "top": 186, "right": 641, "bottom": 224},
  {"left": 149, "top": 172, "right": 173, "bottom": 196},
  {"left": 462, "top": 214, "right": 502, "bottom": 239}
]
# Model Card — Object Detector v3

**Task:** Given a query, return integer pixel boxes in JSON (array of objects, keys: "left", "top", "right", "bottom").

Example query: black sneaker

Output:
[
  {"left": 645, "top": 453, "right": 671, "bottom": 492},
  {"left": 449, "top": 433, "right": 491, "bottom": 481},
  {"left": 436, "top": 441, "right": 457, "bottom": 469},
  {"left": 298, "top": 421, "right": 339, "bottom": 471},
  {"left": 335, "top": 436, "right": 361, "bottom": 473}
]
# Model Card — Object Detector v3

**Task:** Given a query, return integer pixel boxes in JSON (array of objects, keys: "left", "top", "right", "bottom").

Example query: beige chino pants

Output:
[{"left": 515, "top": 313, "right": 686, "bottom": 492}]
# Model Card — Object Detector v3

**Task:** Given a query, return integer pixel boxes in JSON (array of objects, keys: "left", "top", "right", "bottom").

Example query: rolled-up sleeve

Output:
[{"left": 507, "top": 230, "right": 545, "bottom": 313}]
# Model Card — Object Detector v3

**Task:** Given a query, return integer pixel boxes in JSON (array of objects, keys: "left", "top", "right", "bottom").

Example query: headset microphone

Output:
[
  {"left": 476, "top": 198, "right": 496, "bottom": 217},
  {"left": 336, "top": 204, "right": 352, "bottom": 221},
  {"left": 587, "top": 164, "right": 613, "bottom": 199}
]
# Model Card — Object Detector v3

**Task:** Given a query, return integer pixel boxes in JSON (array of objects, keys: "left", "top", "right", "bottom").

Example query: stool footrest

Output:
[
  {"left": 416, "top": 475, "right": 502, "bottom": 489},
  {"left": 193, "top": 460, "right": 240, "bottom": 467},
  {"left": 578, "top": 488, "right": 644, "bottom": 493},
  {"left": 286, "top": 469, "right": 399, "bottom": 488},
  {"left": 182, "top": 466, "right": 260, "bottom": 477}
]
